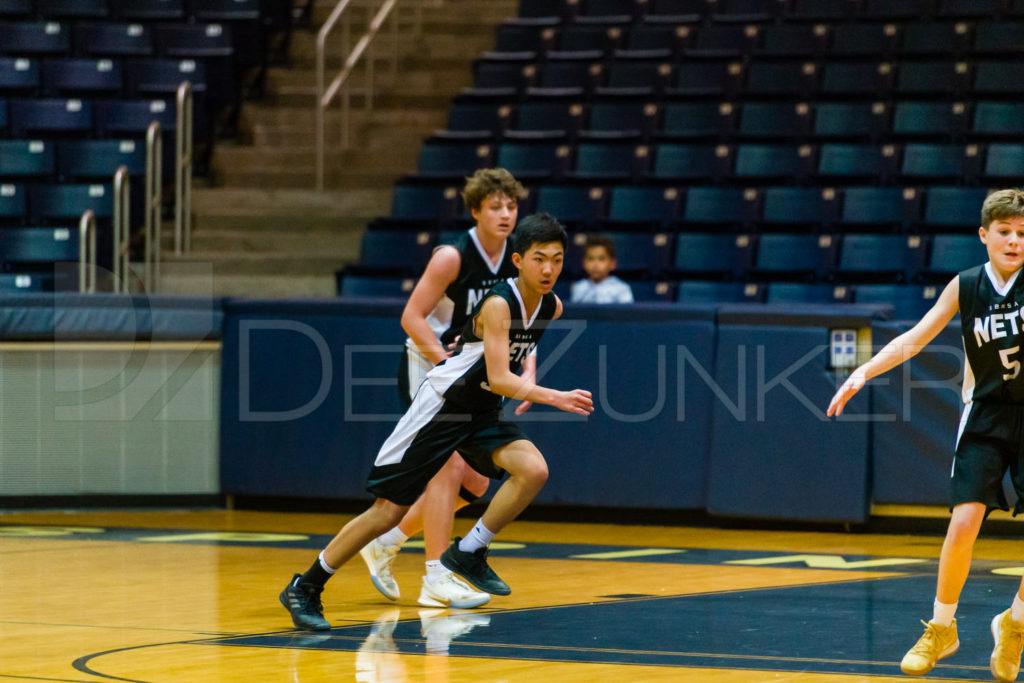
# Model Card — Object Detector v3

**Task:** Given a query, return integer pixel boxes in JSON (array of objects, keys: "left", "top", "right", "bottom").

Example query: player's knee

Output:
[
  {"left": 462, "top": 467, "right": 489, "bottom": 498},
  {"left": 520, "top": 454, "right": 548, "bottom": 488}
]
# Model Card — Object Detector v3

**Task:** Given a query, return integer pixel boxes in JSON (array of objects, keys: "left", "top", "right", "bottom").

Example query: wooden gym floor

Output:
[{"left": 2, "top": 508, "right": 1022, "bottom": 682}]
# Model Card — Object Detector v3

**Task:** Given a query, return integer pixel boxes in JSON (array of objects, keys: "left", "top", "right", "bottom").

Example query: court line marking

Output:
[{"left": 572, "top": 548, "right": 686, "bottom": 559}]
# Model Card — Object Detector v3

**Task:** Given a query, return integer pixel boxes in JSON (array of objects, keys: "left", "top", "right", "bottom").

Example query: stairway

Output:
[{"left": 158, "top": 0, "right": 517, "bottom": 299}]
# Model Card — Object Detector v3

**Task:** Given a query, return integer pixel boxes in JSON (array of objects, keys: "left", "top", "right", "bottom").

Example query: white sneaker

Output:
[
  {"left": 359, "top": 538, "right": 401, "bottom": 601},
  {"left": 418, "top": 608, "right": 491, "bottom": 655},
  {"left": 356, "top": 609, "right": 405, "bottom": 683},
  {"left": 418, "top": 571, "right": 491, "bottom": 609}
]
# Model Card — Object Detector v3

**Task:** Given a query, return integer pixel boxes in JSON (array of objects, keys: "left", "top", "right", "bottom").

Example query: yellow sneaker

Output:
[
  {"left": 900, "top": 619, "right": 959, "bottom": 676},
  {"left": 991, "top": 609, "right": 1024, "bottom": 682}
]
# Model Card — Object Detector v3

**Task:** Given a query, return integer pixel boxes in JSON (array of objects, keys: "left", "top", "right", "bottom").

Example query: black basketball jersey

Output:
[
  {"left": 959, "top": 263, "right": 1024, "bottom": 403},
  {"left": 426, "top": 278, "right": 557, "bottom": 411},
  {"left": 438, "top": 228, "right": 517, "bottom": 346}
]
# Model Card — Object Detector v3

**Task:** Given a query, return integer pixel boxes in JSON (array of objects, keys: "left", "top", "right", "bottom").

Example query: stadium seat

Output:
[
  {"left": 900, "top": 22, "right": 971, "bottom": 58},
  {"left": 338, "top": 273, "right": 416, "bottom": 299},
  {"left": 30, "top": 183, "right": 114, "bottom": 224},
  {"left": 669, "top": 59, "right": 744, "bottom": 97},
  {"left": 919, "top": 186, "right": 990, "bottom": 232},
  {"left": 659, "top": 101, "right": 734, "bottom": 140},
  {"left": 973, "top": 61, "right": 1024, "bottom": 97},
  {"left": 598, "top": 61, "right": 672, "bottom": 97},
  {"left": 672, "top": 232, "right": 754, "bottom": 279},
  {"left": 759, "top": 187, "right": 839, "bottom": 233},
  {"left": 572, "top": 142, "right": 646, "bottom": 180},
  {"left": 677, "top": 280, "right": 764, "bottom": 303},
  {"left": 897, "top": 61, "right": 971, "bottom": 97},
  {"left": 685, "top": 25, "right": 758, "bottom": 58},
  {"left": 76, "top": 22, "right": 155, "bottom": 57},
  {"left": 0, "top": 98, "right": 6, "bottom": 135},
  {"left": 712, "top": 0, "right": 782, "bottom": 22},
  {"left": 736, "top": 102, "right": 812, "bottom": 140},
  {"left": 829, "top": 24, "right": 899, "bottom": 58},
  {"left": 495, "top": 22, "right": 558, "bottom": 54},
  {"left": 0, "top": 226, "right": 80, "bottom": 268},
  {"left": 752, "top": 233, "right": 836, "bottom": 281},
  {"left": 518, "top": 0, "right": 568, "bottom": 19},
  {"left": 680, "top": 186, "right": 758, "bottom": 230},
  {"left": 536, "top": 58, "right": 601, "bottom": 92},
  {"left": 94, "top": 98, "right": 175, "bottom": 137},
  {"left": 838, "top": 186, "right": 920, "bottom": 233},
  {"left": 766, "top": 282, "right": 851, "bottom": 304},
  {"left": 0, "top": 21, "right": 72, "bottom": 56},
  {"left": 604, "top": 185, "right": 682, "bottom": 230},
  {"left": 8, "top": 99, "right": 92, "bottom": 137},
  {"left": 982, "top": 143, "right": 1024, "bottom": 183},
  {"left": 0, "top": 58, "right": 41, "bottom": 96},
  {"left": 577, "top": 231, "right": 673, "bottom": 276},
  {"left": 861, "top": 0, "right": 933, "bottom": 19},
  {"left": 36, "top": 0, "right": 110, "bottom": 19},
  {"left": 112, "top": 0, "right": 185, "bottom": 20},
  {"left": 787, "top": 0, "right": 855, "bottom": 21},
  {"left": 819, "top": 62, "right": 894, "bottom": 98},
  {"left": 834, "top": 233, "right": 925, "bottom": 283},
  {"left": 417, "top": 141, "right": 492, "bottom": 178},
  {"left": 646, "top": 0, "right": 708, "bottom": 21},
  {"left": 123, "top": 58, "right": 207, "bottom": 99},
  {"left": 899, "top": 143, "right": 980, "bottom": 183},
  {"left": 42, "top": 58, "right": 123, "bottom": 97},
  {"left": 534, "top": 185, "right": 605, "bottom": 229},
  {"left": 627, "top": 279, "right": 675, "bottom": 302},
  {"left": 358, "top": 230, "right": 436, "bottom": 273},
  {"left": 0, "top": 184, "right": 28, "bottom": 225},
  {"left": 446, "top": 102, "right": 510, "bottom": 135},
  {"left": 473, "top": 56, "right": 536, "bottom": 91},
  {"left": 757, "top": 25, "right": 828, "bottom": 58},
  {"left": 584, "top": 101, "right": 657, "bottom": 139},
  {"left": 0, "top": 0, "right": 32, "bottom": 18},
  {"left": 627, "top": 22, "right": 693, "bottom": 53},
  {"left": 854, "top": 284, "right": 940, "bottom": 319},
  {"left": 387, "top": 183, "right": 459, "bottom": 224},
  {"left": 0, "top": 140, "right": 56, "bottom": 179},
  {"left": 557, "top": 24, "right": 623, "bottom": 55},
  {"left": 923, "top": 233, "right": 989, "bottom": 280},
  {"left": 743, "top": 62, "right": 818, "bottom": 99},
  {"left": 817, "top": 143, "right": 898, "bottom": 183},
  {"left": 56, "top": 139, "right": 147, "bottom": 181},
  {"left": 972, "top": 21, "right": 1024, "bottom": 58},
  {"left": 650, "top": 143, "right": 731, "bottom": 183},
  {"left": 972, "top": 102, "right": 1024, "bottom": 140},
  {"left": 733, "top": 144, "right": 816, "bottom": 184},
  {"left": 892, "top": 102, "right": 968, "bottom": 141},
  {"left": 812, "top": 102, "right": 888, "bottom": 142},
  {"left": 937, "top": 0, "right": 1004, "bottom": 18},
  {"left": 509, "top": 101, "right": 582, "bottom": 137},
  {"left": 495, "top": 142, "right": 570, "bottom": 180}
]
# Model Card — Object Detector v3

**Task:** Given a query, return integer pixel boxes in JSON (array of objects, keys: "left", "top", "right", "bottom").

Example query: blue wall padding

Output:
[
  {"left": 870, "top": 322, "right": 964, "bottom": 506},
  {"left": 706, "top": 305, "right": 885, "bottom": 523}
]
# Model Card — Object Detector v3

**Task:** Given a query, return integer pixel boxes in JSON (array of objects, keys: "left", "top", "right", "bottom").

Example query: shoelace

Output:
[
  {"left": 997, "top": 617, "right": 1024, "bottom": 655},
  {"left": 909, "top": 620, "right": 942, "bottom": 656},
  {"left": 298, "top": 584, "right": 325, "bottom": 615}
]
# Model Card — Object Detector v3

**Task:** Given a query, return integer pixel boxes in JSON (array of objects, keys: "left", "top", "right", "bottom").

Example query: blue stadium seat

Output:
[
  {"left": 387, "top": 183, "right": 459, "bottom": 223},
  {"left": 76, "top": 22, "right": 155, "bottom": 57},
  {"left": 123, "top": 58, "right": 207, "bottom": 98},
  {"left": 835, "top": 234, "right": 926, "bottom": 283},
  {"left": 854, "top": 284, "right": 940, "bottom": 319},
  {"left": 446, "top": 102, "right": 509, "bottom": 134},
  {"left": 812, "top": 102, "right": 888, "bottom": 142},
  {"left": 495, "top": 142, "right": 570, "bottom": 180},
  {"left": 557, "top": 24, "right": 622, "bottom": 55},
  {"left": 535, "top": 58, "right": 601, "bottom": 92},
  {"left": 743, "top": 62, "right": 818, "bottom": 99},
  {"left": 94, "top": 98, "right": 175, "bottom": 137},
  {"left": 627, "top": 22, "right": 693, "bottom": 52},
  {"left": 899, "top": 143, "right": 980, "bottom": 183},
  {"left": 680, "top": 186, "right": 758, "bottom": 230},
  {"left": 584, "top": 101, "right": 658, "bottom": 139},
  {"left": 627, "top": 279, "right": 675, "bottom": 302},
  {"left": 660, "top": 101, "right": 734, "bottom": 140},
  {"left": 759, "top": 187, "right": 839, "bottom": 233},
  {"left": 509, "top": 101, "right": 582, "bottom": 136},
  {"left": 677, "top": 280, "right": 764, "bottom": 303},
  {"left": 937, "top": 0, "right": 1004, "bottom": 18},
  {"left": 597, "top": 61, "right": 672, "bottom": 97},
  {"left": 572, "top": 142, "right": 646, "bottom": 180},
  {"left": 669, "top": 59, "right": 744, "bottom": 97},
  {"left": 752, "top": 233, "right": 836, "bottom": 281},
  {"left": 892, "top": 102, "right": 968, "bottom": 141},
  {"left": 757, "top": 25, "right": 828, "bottom": 58},
  {"left": 57, "top": 139, "right": 147, "bottom": 181},
  {"left": 42, "top": 58, "right": 123, "bottom": 97},
  {"left": 0, "top": 21, "right": 72, "bottom": 55},
  {"left": 579, "top": 231, "right": 673, "bottom": 276},
  {"left": 604, "top": 185, "right": 682, "bottom": 229},
  {"left": 712, "top": 0, "right": 783, "bottom": 22},
  {"left": 766, "top": 282, "right": 851, "bottom": 304},
  {"left": 650, "top": 143, "right": 731, "bottom": 182},
  {"left": 36, "top": 0, "right": 110, "bottom": 19},
  {"left": 186, "top": 0, "right": 261, "bottom": 21},
  {"left": 0, "top": 58, "right": 40, "bottom": 95},
  {"left": 974, "top": 61, "right": 1024, "bottom": 98},
  {"left": 112, "top": 0, "right": 185, "bottom": 20},
  {"left": 0, "top": 140, "right": 56, "bottom": 179},
  {"left": 817, "top": 143, "right": 898, "bottom": 183},
  {"left": 983, "top": 143, "right": 1024, "bottom": 183},
  {"left": 0, "top": 98, "right": 6, "bottom": 135},
  {"left": 685, "top": 24, "right": 757, "bottom": 58},
  {"left": 972, "top": 21, "right": 1024, "bottom": 57},
  {"left": 672, "top": 232, "right": 754, "bottom": 278},
  {"left": 30, "top": 183, "right": 114, "bottom": 224},
  {"left": 737, "top": 102, "right": 811, "bottom": 140},
  {"left": 900, "top": 22, "right": 971, "bottom": 58},
  {"left": 338, "top": 273, "right": 416, "bottom": 299},
  {"left": 838, "top": 186, "right": 920, "bottom": 233},
  {"left": 647, "top": 0, "right": 708, "bottom": 21},
  {"left": 518, "top": 0, "right": 568, "bottom": 19},
  {"left": 474, "top": 56, "right": 536, "bottom": 91},
  {"left": 495, "top": 22, "right": 558, "bottom": 54},
  {"left": 828, "top": 24, "right": 899, "bottom": 58},
  {"left": 0, "top": 226, "right": 79, "bottom": 268},
  {"left": 418, "top": 141, "right": 492, "bottom": 178},
  {"left": 897, "top": 61, "right": 970, "bottom": 97},
  {"left": 861, "top": 0, "right": 933, "bottom": 19},
  {"left": 0, "top": 184, "right": 28, "bottom": 225},
  {"left": 787, "top": 0, "right": 855, "bottom": 21},
  {"left": 8, "top": 99, "right": 92, "bottom": 137},
  {"left": 733, "top": 144, "right": 816, "bottom": 184},
  {"left": 920, "top": 186, "right": 990, "bottom": 232},
  {"left": 0, "top": 0, "right": 32, "bottom": 18},
  {"left": 819, "top": 62, "right": 894, "bottom": 97},
  {"left": 924, "top": 234, "right": 989, "bottom": 280},
  {"left": 973, "top": 102, "right": 1024, "bottom": 140},
  {"left": 535, "top": 185, "right": 605, "bottom": 228},
  {"left": 358, "top": 230, "right": 436, "bottom": 272}
]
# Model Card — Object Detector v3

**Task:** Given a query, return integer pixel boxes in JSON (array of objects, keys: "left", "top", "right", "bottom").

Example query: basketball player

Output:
[
  {"left": 360, "top": 168, "right": 532, "bottom": 611},
  {"left": 828, "top": 189, "right": 1024, "bottom": 682},
  {"left": 281, "top": 213, "right": 593, "bottom": 631}
]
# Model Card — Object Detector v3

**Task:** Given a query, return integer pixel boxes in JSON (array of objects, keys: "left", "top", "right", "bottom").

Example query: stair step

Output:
[
  {"left": 159, "top": 270, "right": 338, "bottom": 298},
  {"left": 190, "top": 187, "right": 391, "bottom": 218}
]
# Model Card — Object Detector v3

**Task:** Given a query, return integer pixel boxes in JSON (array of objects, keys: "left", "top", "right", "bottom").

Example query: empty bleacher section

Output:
[
  {"left": 0, "top": 0, "right": 292, "bottom": 292},
  {"left": 339, "top": 0, "right": 1024, "bottom": 315}
]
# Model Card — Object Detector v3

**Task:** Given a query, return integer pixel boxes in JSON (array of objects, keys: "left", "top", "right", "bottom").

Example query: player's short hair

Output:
[
  {"left": 583, "top": 234, "right": 616, "bottom": 260},
  {"left": 461, "top": 168, "right": 527, "bottom": 212},
  {"left": 982, "top": 188, "right": 1024, "bottom": 228},
  {"left": 512, "top": 212, "right": 567, "bottom": 255}
]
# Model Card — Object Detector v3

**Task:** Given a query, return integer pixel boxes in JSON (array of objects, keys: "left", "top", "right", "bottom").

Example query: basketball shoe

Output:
[
  {"left": 418, "top": 571, "right": 491, "bottom": 609},
  {"left": 279, "top": 574, "right": 331, "bottom": 631},
  {"left": 900, "top": 619, "right": 958, "bottom": 676},
  {"left": 440, "top": 537, "right": 510, "bottom": 596},
  {"left": 359, "top": 538, "right": 401, "bottom": 601},
  {"left": 991, "top": 609, "right": 1024, "bottom": 682}
]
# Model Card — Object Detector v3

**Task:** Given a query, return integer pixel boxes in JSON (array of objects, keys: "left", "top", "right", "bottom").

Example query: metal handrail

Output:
[
  {"left": 175, "top": 81, "right": 193, "bottom": 255},
  {"left": 78, "top": 210, "right": 96, "bottom": 293},
  {"left": 112, "top": 166, "right": 130, "bottom": 293},
  {"left": 315, "top": 0, "right": 399, "bottom": 190},
  {"left": 145, "top": 121, "right": 163, "bottom": 291}
]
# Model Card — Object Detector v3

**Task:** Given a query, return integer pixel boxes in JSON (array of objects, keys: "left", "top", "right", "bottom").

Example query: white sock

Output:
[
  {"left": 425, "top": 560, "right": 446, "bottom": 583},
  {"left": 1011, "top": 593, "right": 1024, "bottom": 624},
  {"left": 933, "top": 598, "right": 957, "bottom": 627},
  {"left": 458, "top": 520, "right": 495, "bottom": 553},
  {"left": 318, "top": 550, "right": 337, "bottom": 574},
  {"left": 378, "top": 527, "right": 408, "bottom": 548}
]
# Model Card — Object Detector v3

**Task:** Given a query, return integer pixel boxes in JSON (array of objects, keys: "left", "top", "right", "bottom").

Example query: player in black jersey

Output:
[
  {"left": 361, "top": 168, "right": 529, "bottom": 610},
  {"left": 828, "top": 189, "right": 1024, "bottom": 682},
  {"left": 281, "top": 213, "right": 593, "bottom": 631}
]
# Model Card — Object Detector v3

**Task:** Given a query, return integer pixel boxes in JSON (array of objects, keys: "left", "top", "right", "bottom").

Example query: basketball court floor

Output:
[{"left": 2, "top": 508, "right": 1023, "bottom": 682}]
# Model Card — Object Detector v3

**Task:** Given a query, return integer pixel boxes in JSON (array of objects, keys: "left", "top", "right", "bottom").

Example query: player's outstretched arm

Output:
[
  {"left": 478, "top": 297, "right": 593, "bottom": 416},
  {"left": 400, "top": 246, "right": 460, "bottom": 365},
  {"left": 828, "top": 277, "right": 960, "bottom": 417}
]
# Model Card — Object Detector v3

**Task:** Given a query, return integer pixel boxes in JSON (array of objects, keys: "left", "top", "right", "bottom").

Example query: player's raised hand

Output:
[
  {"left": 827, "top": 369, "right": 866, "bottom": 417},
  {"left": 554, "top": 389, "right": 593, "bottom": 415}
]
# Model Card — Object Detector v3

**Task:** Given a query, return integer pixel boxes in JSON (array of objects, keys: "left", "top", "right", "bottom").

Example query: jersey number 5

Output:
[{"left": 1001, "top": 346, "right": 1022, "bottom": 381}]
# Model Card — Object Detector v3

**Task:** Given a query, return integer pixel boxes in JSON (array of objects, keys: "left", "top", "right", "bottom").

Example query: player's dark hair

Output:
[
  {"left": 982, "top": 189, "right": 1024, "bottom": 228},
  {"left": 583, "top": 234, "right": 616, "bottom": 260},
  {"left": 512, "top": 212, "right": 567, "bottom": 255},
  {"left": 461, "top": 167, "right": 527, "bottom": 211}
]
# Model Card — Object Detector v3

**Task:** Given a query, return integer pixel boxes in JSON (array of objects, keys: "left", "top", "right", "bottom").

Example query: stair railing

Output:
[
  {"left": 175, "top": 81, "right": 193, "bottom": 255},
  {"left": 112, "top": 166, "right": 130, "bottom": 293},
  {"left": 145, "top": 121, "right": 162, "bottom": 291},
  {"left": 78, "top": 210, "right": 96, "bottom": 293}
]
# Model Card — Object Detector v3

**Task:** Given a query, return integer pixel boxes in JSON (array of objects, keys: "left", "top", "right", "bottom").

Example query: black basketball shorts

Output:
[{"left": 952, "top": 401, "right": 1024, "bottom": 514}]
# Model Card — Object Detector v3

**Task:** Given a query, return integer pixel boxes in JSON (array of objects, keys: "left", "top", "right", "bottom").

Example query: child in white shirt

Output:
[{"left": 570, "top": 235, "right": 634, "bottom": 304}]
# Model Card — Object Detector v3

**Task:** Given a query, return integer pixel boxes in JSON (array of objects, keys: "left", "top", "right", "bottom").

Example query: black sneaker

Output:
[
  {"left": 440, "top": 537, "right": 511, "bottom": 596},
  {"left": 279, "top": 574, "right": 331, "bottom": 631}
]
